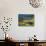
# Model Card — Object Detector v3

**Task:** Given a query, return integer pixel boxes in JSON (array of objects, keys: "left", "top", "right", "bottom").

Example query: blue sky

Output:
[{"left": 19, "top": 14, "right": 34, "bottom": 20}]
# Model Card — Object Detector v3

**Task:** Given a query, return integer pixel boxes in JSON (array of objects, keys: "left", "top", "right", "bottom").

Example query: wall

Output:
[{"left": 0, "top": 0, "right": 46, "bottom": 40}]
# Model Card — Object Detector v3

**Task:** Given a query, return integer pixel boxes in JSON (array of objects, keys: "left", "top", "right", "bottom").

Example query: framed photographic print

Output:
[{"left": 18, "top": 14, "right": 34, "bottom": 26}]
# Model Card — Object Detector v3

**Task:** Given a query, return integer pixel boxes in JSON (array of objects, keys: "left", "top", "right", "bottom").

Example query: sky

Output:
[{"left": 19, "top": 14, "right": 34, "bottom": 20}]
